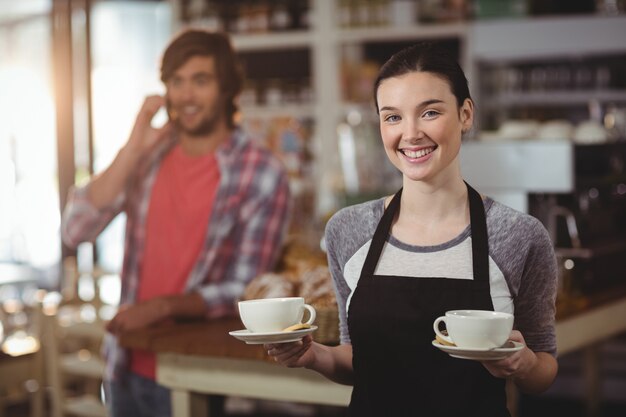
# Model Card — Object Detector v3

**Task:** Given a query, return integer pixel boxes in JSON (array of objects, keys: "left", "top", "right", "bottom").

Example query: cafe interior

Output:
[{"left": 1, "top": 0, "right": 625, "bottom": 416}]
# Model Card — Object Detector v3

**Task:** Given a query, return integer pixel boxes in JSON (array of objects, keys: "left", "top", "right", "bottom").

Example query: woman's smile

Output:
[{"left": 399, "top": 145, "right": 438, "bottom": 162}]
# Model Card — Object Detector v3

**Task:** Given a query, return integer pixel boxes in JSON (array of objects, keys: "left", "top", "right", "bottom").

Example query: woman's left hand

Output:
[{"left": 480, "top": 330, "right": 537, "bottom": 379}]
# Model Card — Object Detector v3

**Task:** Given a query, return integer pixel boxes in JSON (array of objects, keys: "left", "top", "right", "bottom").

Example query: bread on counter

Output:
[{"left": 241, "top": 240, "right": 336, "bottom": 308}]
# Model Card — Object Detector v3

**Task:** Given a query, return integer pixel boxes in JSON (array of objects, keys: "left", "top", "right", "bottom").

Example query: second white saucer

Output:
[
  {"left": 432, "top": 340, "right": 524, "bottom": 361},
  {"left": 229, "top": 326, "right": 318, "bottom": 345}
]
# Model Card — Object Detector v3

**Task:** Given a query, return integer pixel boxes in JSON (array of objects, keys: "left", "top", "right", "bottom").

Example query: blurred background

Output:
[{"left": 0, "top": 0, "right": 625, "bottom": 416}]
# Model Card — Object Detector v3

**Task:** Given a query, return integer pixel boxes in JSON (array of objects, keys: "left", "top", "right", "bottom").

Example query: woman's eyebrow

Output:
[{"left": 379, "top": 99, "right": 445, "bottom": 113}]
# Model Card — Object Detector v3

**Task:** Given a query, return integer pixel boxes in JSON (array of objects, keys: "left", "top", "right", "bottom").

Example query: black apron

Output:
[{"left": 347, "top": 183, "right": 510, "bottom": 417}]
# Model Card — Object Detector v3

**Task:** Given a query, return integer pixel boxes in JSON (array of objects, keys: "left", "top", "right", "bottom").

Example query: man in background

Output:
[{"left": 62, "top": 29, "right": 291, "bottom": 417}]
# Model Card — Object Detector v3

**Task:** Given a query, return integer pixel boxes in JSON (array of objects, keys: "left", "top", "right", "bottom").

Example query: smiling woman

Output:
[{"left": 266, "top": 42, "right": 559, "bottom": 417}]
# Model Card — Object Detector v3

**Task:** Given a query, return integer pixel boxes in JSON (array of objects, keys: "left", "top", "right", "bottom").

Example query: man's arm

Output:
[
  {"left": 88, "top": 96, "right": 171, "bottom": 209},
  {"left": 62, "top": 96, "right": 172, "bottom": 246},
  {"left": 106, "top": 292, "right": 207, "bottom": 335},
  {"left": 108, "top": 156, "right": 292, "bottom": 333}
]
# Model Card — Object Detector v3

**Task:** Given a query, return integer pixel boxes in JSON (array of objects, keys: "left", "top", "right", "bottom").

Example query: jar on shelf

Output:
[
  {"left": 390, "top": 0, "right": 418, "bottom": 26},
  {"left": 270, "top": 0, "right": 292, "bottom": 31},
  {"left": 248, "top": 2, "right": 271, "bottom": 33},
  {"left": 337, "top": 0, "right": 352, "bottom": 28},
  {"left": 263, "top": 79, "right": 284, "bottom": 106},
  {"left": 239, "top": 80, "right": 258, "bottom": 107}
]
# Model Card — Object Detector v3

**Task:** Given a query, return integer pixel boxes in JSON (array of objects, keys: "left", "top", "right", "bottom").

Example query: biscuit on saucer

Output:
[
  {"left": 435, "top": 331, "right": 456, "bottom": 347},
  {"left": 282, "top": 323, "right": 311, "bottom": 332}
]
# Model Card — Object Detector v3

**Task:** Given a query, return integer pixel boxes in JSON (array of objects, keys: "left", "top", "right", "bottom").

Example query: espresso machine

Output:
[
  {"left": 530, "top": 142, "right": 626, "bottom": 296},
  {"left": 461, "top": 139, "right": 626, "bottom": 301}
]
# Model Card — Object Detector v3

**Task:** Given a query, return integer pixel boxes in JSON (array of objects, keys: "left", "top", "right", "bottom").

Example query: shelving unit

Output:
[
  {"left": 483, "top": 90, "right": 626, "bottom": 109},
  {"left": 470, "top": 15, "right": 626, "bottom": 129},
  {"left": 232, "top": 30, "right": 313, "bottom": 51},
  {"left": 240, "top": 104, "right": 315, "bottom": 119},
  {"left": 169, "top": 0, "right": 626, "bottom": 215},
  {"left": 336, "top": 22, "right": 468, "bottom": 43},
  {"left": 470, "top": 15, "right": 626, "bottom": 61}
]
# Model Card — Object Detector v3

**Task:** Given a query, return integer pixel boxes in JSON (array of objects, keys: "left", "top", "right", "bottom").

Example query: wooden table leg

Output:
[
  {"left": 30, "top": 346, "right": 44, "bottom": 417},
  {"left": 506, "top": 378, "right": 519, "bottom": 417},
  {"left": 583, "top": 344, "right": 601, "bottom": 417},
  {"left": 171, "top": 389, "right": 208, "bottom": 417}
]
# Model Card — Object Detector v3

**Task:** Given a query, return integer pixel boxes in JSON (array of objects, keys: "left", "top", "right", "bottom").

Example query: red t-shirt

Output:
[{"left": 130, "top": 144, "right": 220, "bottom": 379}]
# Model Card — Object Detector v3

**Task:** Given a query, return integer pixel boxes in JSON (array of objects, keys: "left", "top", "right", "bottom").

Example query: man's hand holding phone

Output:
[{"left": 126, "top": 95, "right": 173, "bottom": 158}]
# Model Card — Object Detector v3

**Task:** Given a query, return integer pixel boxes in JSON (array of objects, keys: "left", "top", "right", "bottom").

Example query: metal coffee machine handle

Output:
[{"left": 550, "top": 205, "right": 582, "bottom": 249}]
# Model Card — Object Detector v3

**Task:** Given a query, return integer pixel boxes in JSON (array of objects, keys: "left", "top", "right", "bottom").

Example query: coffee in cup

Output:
[
  {"left": 433, "top": 310, "right": 513, "bottom": 349},
  {"left": 238, "top": 297, "right": 316, "bottom": 333}
]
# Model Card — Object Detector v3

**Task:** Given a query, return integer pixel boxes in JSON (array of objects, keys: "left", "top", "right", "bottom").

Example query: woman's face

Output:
[{"left": 377, "top": 71, "right": 473, "bottom": 183}]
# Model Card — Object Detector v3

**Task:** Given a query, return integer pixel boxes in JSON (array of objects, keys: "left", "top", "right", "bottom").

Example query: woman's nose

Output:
[{"left": 403, "top": 119, "right": 424, "bottom": 140}]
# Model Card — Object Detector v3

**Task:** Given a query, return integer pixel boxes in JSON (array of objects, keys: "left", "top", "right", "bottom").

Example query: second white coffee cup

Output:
[
  {"left": 238, "top": 297, "right": 316, "bottom": 333},
  {"left": 433, "top": 310, "right": 513, "bottom": 349}
]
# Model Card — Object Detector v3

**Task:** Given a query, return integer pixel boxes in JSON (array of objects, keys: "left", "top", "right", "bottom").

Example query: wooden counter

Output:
[
  {"left": 119, "top": 286, "right": 626, "bottom": 417},
  {"left": 119, "top": 318, "right": 352, "bottom": 417},
  {"left": 119, "top": 318, "right": 268, "bottom": 361}
]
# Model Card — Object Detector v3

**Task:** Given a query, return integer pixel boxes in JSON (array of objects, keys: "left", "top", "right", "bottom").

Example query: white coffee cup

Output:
[
  {"left": 433, "top": 310, "right": 513, "bottom": 349},
  {"left": 238, "top": 297, "right": 316, "bottom": 333}
]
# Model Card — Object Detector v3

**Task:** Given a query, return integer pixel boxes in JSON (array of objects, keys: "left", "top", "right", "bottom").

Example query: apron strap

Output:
[
  {"left": 466, "top": 182, "right": 490, "bottom": 283},
  {"left": 359, "top": 183, "right": 489, "bottom": 283},
  {"left": 360, "top": 189, "right": 402, "bottom": 278}
]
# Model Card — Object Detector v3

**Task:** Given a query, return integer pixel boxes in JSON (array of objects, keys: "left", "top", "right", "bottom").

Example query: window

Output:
[
  {"left": 0, "top": 2, "right": 60, "bottom": 287},
  {"left": 89, "top": 1, "right": 172, "bottom": 273}
]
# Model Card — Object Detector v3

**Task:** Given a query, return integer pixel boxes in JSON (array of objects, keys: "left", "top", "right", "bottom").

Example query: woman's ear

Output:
[{"left": 460, "top": 98, "right": 474, "bottom": 132}]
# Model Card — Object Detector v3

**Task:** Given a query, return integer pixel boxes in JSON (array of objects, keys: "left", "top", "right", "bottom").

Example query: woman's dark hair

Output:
[
  {"left": 373, "top": 42, "right": 471, "bottom": 112},
  {"left": 160, "top": 29, "right": 244, "bottom": 128}
]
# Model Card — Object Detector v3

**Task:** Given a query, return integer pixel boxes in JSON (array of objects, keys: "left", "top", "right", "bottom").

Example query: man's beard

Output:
[
  {"left": 180, "top": 112, "right": 221, "bottom": 137},
  {"left": 177, "top": 103, "right": 226, "bottom": 137}
]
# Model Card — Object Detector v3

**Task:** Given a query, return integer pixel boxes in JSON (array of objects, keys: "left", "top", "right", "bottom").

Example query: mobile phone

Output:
[
  {"left": 165, "top": 97, "right": 172, "bottom": 120},
  {"left": 151, "top": 98, "right": 169, "bottom": 128}
]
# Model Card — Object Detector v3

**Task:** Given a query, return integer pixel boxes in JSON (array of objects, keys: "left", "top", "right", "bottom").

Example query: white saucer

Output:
[
  {"left": 432, "top": 340, "right": 524, "bottom": 361},
  {"left": 229, "top": 326, "right": 318, "bottom": 345}
]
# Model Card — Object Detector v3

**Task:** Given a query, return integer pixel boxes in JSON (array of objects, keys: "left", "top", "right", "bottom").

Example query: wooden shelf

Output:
[
  {"left": 472, "top": 15, "right": 626, "bottom": 62},
  {"left": 337, "top": 22, "right": 467, "bottom": 43},
  {"left": 241, "top": 104, "right": 315, "bottom": 119},
  {"left": 231, "top": 30, "right": 313, "bottom": 51},
  {"left": 485, "top": 90, "right": 626, "bottom": 108}
]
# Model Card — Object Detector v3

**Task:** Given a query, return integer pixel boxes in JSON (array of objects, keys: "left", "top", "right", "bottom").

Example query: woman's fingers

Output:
[{"left": 265, "top": 338, "right": 312, "bottom": 366}]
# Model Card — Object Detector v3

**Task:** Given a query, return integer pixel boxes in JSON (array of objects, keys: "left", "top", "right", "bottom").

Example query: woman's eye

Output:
[
  {"left": 423, "top": 110, "right": 440, "bottom": 118},
  {"left": 384, "top": 114, "right": 401, "bottom": 123}
]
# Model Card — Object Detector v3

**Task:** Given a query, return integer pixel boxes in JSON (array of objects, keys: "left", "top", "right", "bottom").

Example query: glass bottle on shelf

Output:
[
  {"left": 194, "top": 2, "right": 222, "bottom": 31},
  {"left": 371, "top": 0, "right": 391, "bottom": 26},
  {"left": 291, "top": 0, "right": 311, "bottom": 30},
  {"left": 337, "top": 0, "right": 353, "bottom": 28},
  {"left": 264, "top": 78, "right": 283, "bottom": 107},
  {"left": 270, "top": 0, "right": 292, "bottom": 31},
  {"left": 390, "top": 0, "right": 418, "bottom": 26}
]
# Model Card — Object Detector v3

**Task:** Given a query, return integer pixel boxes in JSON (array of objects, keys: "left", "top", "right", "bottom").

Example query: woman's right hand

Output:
[{"left": 265, "top": 335, "right": 315, "bottom": 368}]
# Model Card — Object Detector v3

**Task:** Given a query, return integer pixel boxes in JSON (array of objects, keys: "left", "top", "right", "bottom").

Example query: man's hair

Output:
[{"left": 160, "top": 29, "right": 244, "bottom": 128}]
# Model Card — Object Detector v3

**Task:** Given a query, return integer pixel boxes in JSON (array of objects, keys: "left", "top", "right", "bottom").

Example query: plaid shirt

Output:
[{"left": 62, "top": 128, "right": 291, "bottom": 380}]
